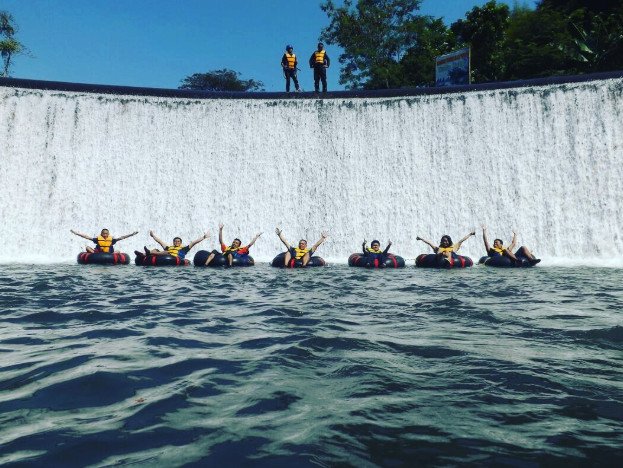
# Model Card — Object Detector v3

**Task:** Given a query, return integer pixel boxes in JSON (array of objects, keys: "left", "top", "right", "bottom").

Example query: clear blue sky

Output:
[{"left": 1, "top": 0, "right": 537, "bottom": 91}]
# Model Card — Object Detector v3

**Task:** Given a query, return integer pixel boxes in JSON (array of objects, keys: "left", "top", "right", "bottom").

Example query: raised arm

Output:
[
  {"left": 218, "top": 223, "right": 224, "bottom": 246},
  {"left": 311, "top": 231, "right": 329, "bottom": 252},
  {"left": 362, "top": 239, "right": 367, "bottom": 254},
  {"left": 70, "top": 229, "right": 93, "bottom": 241},
  {"left": 383, "top": 240, "right": 392, "bottom": 254},
  {"left": 508, "top": 230, "right": 518, "bottom": 252},
  {"left": 149, "top": 230, "right": 168, "bottom": 249},
  {"left": 188, "top": 232, "right": 210, "bottom": 250},
  {"left": 115, "top": 231, "right": 139, "bottom": 242},
  {"left": 482, "top": 226, "right": 491, "bottom": 253},
  {"left": 455, "top": 230, "right": 476, "bottom": 251},
  {"left": 275, "top": 228, "right": 291, "bottom": 250},
  {"left": 246, "top": 232, "right": 262, "bottom": 249},
  {"left": 416, "top": 236, "right": 437, "bottom": 252}
]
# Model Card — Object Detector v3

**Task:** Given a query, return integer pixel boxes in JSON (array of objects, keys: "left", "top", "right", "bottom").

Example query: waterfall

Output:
[{"left": 1, "top": 77, "right": 622, "bottom": 264}]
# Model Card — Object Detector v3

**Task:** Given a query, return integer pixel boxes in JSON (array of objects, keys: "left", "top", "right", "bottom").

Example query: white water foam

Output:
[{"left": 1, "top": 79, "right": 622, "bottom": 264}]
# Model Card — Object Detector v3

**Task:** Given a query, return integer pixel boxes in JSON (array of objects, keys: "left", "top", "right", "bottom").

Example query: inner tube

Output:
[
  {"left": 77, "top": 252, "right": 130, "bottom": 265},
  {"left": 270, "top": 252, "right": 326, "bottom": 268},
  {"left": 416, "top": 253, "right": 473, "bottom": 269},
  {"left": 479, "top": 255, "right": 537, "bottom": 268},
  {"left": 348, "top": 253, "right": 405, "bottom": 268},
  {"left": 134, "top": 252, "right": 189, "bottom": 266},
  {"left": 193, "top": 250, "right": 255, "bottom": 267}
]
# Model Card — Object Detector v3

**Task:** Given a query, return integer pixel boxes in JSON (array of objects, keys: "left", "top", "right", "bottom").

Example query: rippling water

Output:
[{"left": 1, "top": 264, "right": 622, "bottom": 466}]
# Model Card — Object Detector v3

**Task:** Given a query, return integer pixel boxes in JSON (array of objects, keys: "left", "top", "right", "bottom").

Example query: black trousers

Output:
[
  {"left": 313, "top": 66, "right": 327, "bottom": 92},
  {"left": 284, "top": 68, "right": 299, "bottom": 92}
]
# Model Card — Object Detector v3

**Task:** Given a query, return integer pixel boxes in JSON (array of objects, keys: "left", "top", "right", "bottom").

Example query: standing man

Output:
[
  {"left": 281, "top": 44, "right": 300, "bottom": 92},
  {"left": 309, "top": 42, "right": 330, "bottom": 93}
]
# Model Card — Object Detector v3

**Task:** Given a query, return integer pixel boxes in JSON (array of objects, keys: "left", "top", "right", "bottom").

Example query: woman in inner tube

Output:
[
  {"left": 203, "top": 223, "right": 262, "bottom": 267},
  {"left": 71, "top": 228, "right": 138, "bottom": 254},
  {"left": 416, "top": 231, "right": 475, "bottom": 263},
  {"left": 482, "top": 225, "right": 540, "bottom": 265},
  {"left": 141, "top": 230, "right": 209, "bottom": 261},
  {"left": 362, "top": 239, "right": 392, "bottom": 262},
  {"left": 275, "top": 228, "right": 328, "bottom": 267}
]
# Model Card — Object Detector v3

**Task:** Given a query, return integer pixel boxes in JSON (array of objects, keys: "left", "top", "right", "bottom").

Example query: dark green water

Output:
[{"left": 0, "top": 265, "right": 621, "bottom": 466}]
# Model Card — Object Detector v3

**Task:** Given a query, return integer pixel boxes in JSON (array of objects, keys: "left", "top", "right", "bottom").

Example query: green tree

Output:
[
  {"left": 450, "top": 1, "right": 510, "bottom": 83},
  {"left": 503, "top": 5, "right": 572, "bottom": 79},
  {"left": 320, "top": 0, "right": 425, "bottom": 89},
  {"left": 0, "top": 11, "right": 26, "bottom": 77},
  {"left": 179, "top": 69, "right": 264, "bottom": 92},
  {"left": 400, "top": 17, "right": 457, "bottom": 87}
]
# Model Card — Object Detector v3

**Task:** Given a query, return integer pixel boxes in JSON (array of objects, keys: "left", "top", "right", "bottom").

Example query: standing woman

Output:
[{"left": 71, "top": 228, "right": 138, "bottom": 254}]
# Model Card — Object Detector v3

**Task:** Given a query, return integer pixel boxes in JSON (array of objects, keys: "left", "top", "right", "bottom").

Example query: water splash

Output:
[{"left": 0, "top": 79, "right": 622, "bottom": 263}]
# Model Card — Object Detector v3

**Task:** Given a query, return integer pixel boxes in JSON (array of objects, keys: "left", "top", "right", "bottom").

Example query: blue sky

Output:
[{"left": 1, "top": 0, "right": 537, "bottom": 91}]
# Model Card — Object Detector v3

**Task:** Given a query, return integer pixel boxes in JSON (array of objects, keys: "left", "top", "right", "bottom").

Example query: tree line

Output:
[{"left": 320, "top": 0, "right": 623, "bottom": 89}]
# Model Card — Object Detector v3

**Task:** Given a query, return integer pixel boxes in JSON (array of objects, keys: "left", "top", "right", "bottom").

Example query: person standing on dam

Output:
[
  {"left": 281, "top": 45, "right": 300, "bottom": 92},
  {"left": 309, "top": 42, "right": 330, "bottom": 93}
]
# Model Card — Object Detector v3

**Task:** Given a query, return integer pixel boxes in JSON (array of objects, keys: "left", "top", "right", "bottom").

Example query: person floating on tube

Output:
[
  {"left": 416, "top": 232, "right": 475, "bottom": 264},
  {"left": 203, "top": 223, "right": 262, "bottom": 267},
  {"left": 140, "top": 230, "right": 209, "bottom": 260},
  {"left": 275, "top": 227, "right": 328, "bottom": 267},
  {"left": 482, "top": 225, "right": 540, "bottom": 265},
  {"left": 70, "top": 228, "right": 138, "bottom": 254}
]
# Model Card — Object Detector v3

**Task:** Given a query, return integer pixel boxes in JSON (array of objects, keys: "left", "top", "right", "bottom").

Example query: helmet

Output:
[{"left": 286, "top": 44, "right": 293, "bottom": 50}]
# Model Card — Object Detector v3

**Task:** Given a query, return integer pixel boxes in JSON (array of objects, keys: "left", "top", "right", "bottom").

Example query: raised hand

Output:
[
  {"left": 416, "top": 236, "right": 421, "bottom": 241},
  {"left": 388, "top": 240, "right": 393, "bottom": 246},
  {"left": 275, "top": 227, "right": 282, "bottom": 236},
  {"left": 203, "top": 232, "right": 210, "bottom": 239},
  {"left": 321, "top": 231, "right": 329, "bottom": 239},
  {"left": 149, "top": 230, "right": 155, "bottom": 237},
  {"left": 219, "top": 223, "right": 224, "bottom": 230}
]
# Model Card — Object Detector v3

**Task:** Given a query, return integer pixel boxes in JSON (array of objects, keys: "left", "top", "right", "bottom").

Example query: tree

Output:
[
  {"left": 0, "top": 11, "right": 26, "bottom": 77},
  {"left": 451, "top": 1, "right": 510, "bottom": 83},
  {"left": 400, "top": 17, "right": 457, "bottom": 87},
  {"left": 320, "top": 0, "right": 425, "bottom": 89},
  {"left": 179, "top": 69, "right": 264, "bottom": 92}
]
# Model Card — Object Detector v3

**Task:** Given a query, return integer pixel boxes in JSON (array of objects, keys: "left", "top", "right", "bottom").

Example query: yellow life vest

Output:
[
  {"left": 294, "top": 247, "right": 311, "bottom": 259},
  {"left": 285, "top": 52, "right": 296, "bottom": 69},
  {"left": 224, "top": 246, "right": 240, "bottom": 255},
  {"left": 491, "top": 246, "right": 506, "bottom": 255},
  {"left": 437, "top": 246, "right": 454, "bottom": 253},
  {"left": 314, "top": 50, "right": 326, "bottom": 65},
  {"left": 367, "top": 248, "right": 382, "bottom": 254},
  {"left": 166, "top": 245, "right": 184, "bottom": 257},
  {"left": 96, "top": 235, "right": 113, "bottom": 253}
]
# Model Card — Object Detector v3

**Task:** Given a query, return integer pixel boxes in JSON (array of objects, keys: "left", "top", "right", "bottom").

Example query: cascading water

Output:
[{"left": 0, "top": 77, "right": 622, "bottom": 264}]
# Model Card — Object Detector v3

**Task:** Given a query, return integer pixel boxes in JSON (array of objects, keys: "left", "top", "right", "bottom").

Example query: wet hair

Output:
[
  {"left": 299, "top": 239, "right": 307, "bottom": 244},
  {"left": 173, "top": 237, "right": 182, "bottom": 243},
  {"left": 494, "top": 238, "right": 503, "bottom": 245},
  {"left": 440, "top": 235, "right": 453, "bottom": 245},
  {"left": 318, "top": 42, "right": 324, "bottom": 48},
  {"left": 233, "top": 238, "right": 242, "bottom": 244},
  {"left": 101, "top": 228, "right": 110, "bottom": 234},
  {"left": 371, "top": 240, "right": 380, "bottom": 246}
]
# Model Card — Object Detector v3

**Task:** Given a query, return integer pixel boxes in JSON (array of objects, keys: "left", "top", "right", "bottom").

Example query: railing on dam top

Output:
[{"left": 1, "top": 70, "right": 622, "bottom": 100}]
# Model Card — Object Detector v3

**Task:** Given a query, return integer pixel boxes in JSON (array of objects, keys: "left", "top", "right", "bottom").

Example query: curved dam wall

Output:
[{"left": 0, "top": 73, "right": 622, "bottom": 264}]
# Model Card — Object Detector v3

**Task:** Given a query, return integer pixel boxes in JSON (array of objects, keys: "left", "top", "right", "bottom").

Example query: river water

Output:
[{"left": 1, "top": 264, "right": 621, "bottom": 466}]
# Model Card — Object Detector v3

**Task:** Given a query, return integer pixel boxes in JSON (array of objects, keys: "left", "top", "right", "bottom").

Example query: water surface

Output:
[{"left": 0, "top": 265, "right": 621, "bottom": 466}]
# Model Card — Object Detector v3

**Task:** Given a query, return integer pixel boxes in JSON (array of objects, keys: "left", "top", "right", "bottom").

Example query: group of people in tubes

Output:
[{"left": 71, "top": 224, "right": 541, "bottom": 269}]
